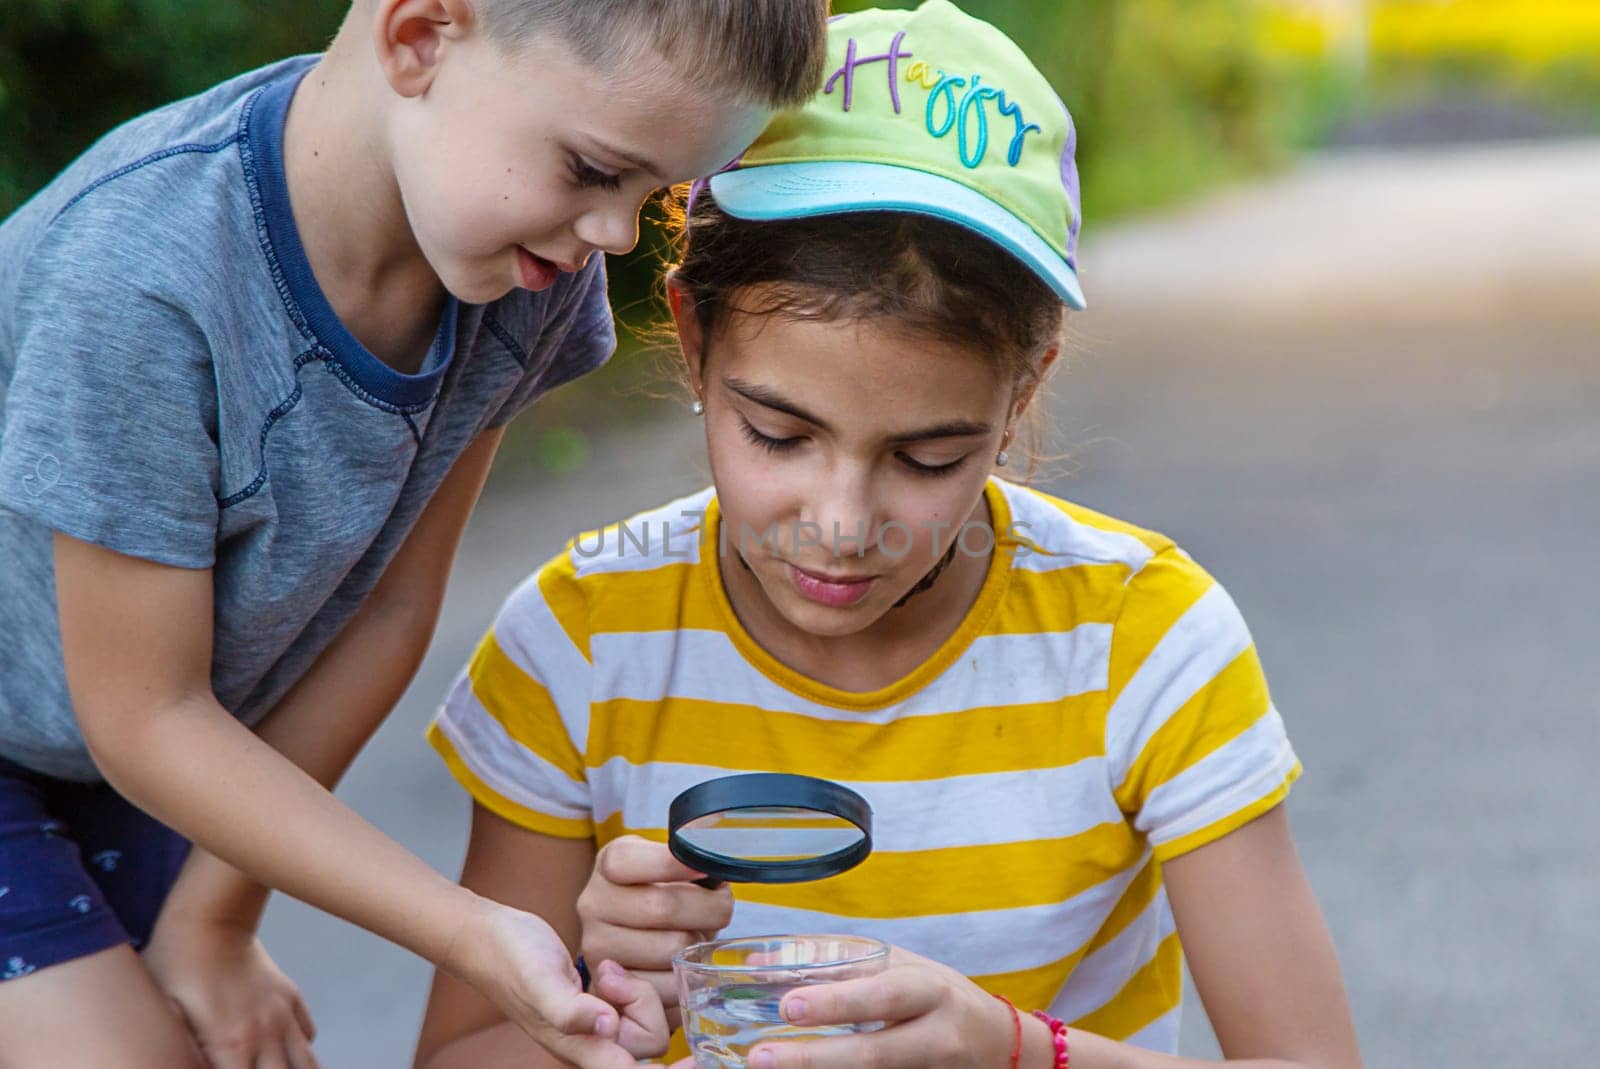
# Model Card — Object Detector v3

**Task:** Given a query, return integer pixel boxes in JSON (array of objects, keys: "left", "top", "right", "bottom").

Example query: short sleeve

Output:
[
  {"left": 1104, "top": 547, "right": 1300, "bottom": 862},
  {"left": 427, "top": 548, "right": 595, "bottom": 838},
  {"left": 0, "top": 213, "right": 220, "bottom": 568},
  {"left": 482, "top": 257, "right": 616, "bottom": 431}
]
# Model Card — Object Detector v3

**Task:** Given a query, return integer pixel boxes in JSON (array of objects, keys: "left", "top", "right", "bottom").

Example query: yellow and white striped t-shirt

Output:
[{"left": 428, "top": 479, "right": 1300, "bottom": 1053}]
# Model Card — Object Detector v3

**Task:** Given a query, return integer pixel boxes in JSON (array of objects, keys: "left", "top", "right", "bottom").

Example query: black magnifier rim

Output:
[{"left": 668, "top": 773, "right": 873, "bottom": 884}]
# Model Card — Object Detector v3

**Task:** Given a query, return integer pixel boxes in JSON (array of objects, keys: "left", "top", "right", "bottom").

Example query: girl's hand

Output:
[
  {"left": 448, "top": 895, "right": 670, "bottom": 1065},
  {"left": 142, "top": 915, "right": 319, "bottom": 1069},
  {"left": 576, "top": 835, "right": 735, "bottom": 1028},
  {"left": 748, "top": 948, "right": 1016, "bottom": 1069}
]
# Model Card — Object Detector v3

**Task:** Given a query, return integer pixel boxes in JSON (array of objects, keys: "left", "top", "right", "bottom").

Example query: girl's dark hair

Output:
[{"left": 663, "top": 187, "right": 1067, "bottom": 396}]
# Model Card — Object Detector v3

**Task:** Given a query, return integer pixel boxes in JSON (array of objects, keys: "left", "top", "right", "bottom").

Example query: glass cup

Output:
[{"left": 673, "top": 934, "right": 890, "bottom": 1069}]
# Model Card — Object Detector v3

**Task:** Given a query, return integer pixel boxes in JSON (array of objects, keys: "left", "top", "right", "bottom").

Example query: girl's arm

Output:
[
  {"left": 54, "top": 434, "right": 649, "bottom": 1069},
  {"left": 1027, "top": 804, "right": 1362, "bottom": 1069},
  {"left": 742, "top": 806, "right": 1361, "bottom": 1069}
]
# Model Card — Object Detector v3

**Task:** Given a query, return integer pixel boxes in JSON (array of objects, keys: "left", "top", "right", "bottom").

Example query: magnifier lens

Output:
[
  {"left": 677, "top": 807, "right": 866, "bottom": 864},
  {"left": 668, "top": 773, "right": 874, "bottom": 885}
]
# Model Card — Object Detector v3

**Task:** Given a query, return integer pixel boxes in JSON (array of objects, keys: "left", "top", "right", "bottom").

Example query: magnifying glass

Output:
[{"left": 669, "top": 773, "right": 873, "bottom": 887}]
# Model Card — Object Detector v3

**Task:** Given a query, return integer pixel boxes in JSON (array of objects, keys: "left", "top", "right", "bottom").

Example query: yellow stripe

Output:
[
  {"left": 586, "top": 696, "right": 1106, "bottom": 780},
  {"left": 1105, "top": 550, "right": 1214, "bottom": 704},
  {"left": 579, "top": 561, "right": 722, "bottom": 634},
  {"left": 537, "top": 549, "right": 592, "bottom": 660},
  {"left": 973, "top": 860, "right": 1165, "bottom": 1011},
  {"left": 1078, "top": 856, "right": 1164, "bottom": 958},
  {"left": 469, "top": 631, "right": 586, "bottom": 782},
  {"left": 1114, "top": 648, "right": 1272, "bottom": 811},
  {"left": 985, "top": 561, "right": 1130, "bottom": 636},
  {"left": 738, "top": 822, "right": 1143, "bottom": 918},
  {"left": 427, "top": 725, "right": 592, "bottom": 839},
  {"left": 1070, "top": 930, "right": 1184, "bottom": 1041},
  {"left": 1154, "top": 771, "right": 1298, "bottom": 862},
  {"left": 971, "top": 952, "right": 1088, "bottom": 1013}
]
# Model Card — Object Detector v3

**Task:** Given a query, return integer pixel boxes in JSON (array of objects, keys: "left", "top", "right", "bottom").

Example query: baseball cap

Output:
[{"left": 697, "top": 0, "right": 1085, "bottom": 309}]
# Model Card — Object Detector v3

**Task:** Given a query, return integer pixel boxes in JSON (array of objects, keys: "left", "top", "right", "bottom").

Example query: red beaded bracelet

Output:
[
  {"left": 1031, "top": 1009, "right": 1070, "bottom": 1069},
  {"left": 994, "top": 995, "right": 1024, "bottom": 1069}
]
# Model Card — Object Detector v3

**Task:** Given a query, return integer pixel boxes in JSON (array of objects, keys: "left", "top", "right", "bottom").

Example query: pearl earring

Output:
[
  {"left": 995, "top": 449, "right": 1010, "bottom": 468},
  {"left": 690, "top": 399, "right": 705, "bottom": 416}
]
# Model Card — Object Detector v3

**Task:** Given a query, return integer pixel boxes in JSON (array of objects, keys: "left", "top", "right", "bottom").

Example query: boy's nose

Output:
[{"left": 577, "top": 203, "right": 641, "bottom": 257}]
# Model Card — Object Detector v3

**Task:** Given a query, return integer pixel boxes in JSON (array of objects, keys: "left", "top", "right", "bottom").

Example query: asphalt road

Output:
[{"left": 262, "top": 137, "right": 1600, "bottom": 1067}]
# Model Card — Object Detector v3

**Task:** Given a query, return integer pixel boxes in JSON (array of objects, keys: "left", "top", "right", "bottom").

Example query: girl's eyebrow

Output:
[
  {"left": 888, "top": 420, "right": 993, "bottom": 444},
  {"left": 724, "top": 377, "right": 828, "bottom": 429},
  {"left": 722, "top": 378, "right": 992, "bottom": 443}
]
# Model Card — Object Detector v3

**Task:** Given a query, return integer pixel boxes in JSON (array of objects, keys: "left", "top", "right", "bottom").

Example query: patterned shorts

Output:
[{"left": 0, "top": 753, "right": 190, "bottom": 982}]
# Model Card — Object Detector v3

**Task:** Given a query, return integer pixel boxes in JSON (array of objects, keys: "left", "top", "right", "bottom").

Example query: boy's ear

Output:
[
  {"left": 667, "top": 277, "right": 708, "bottom": 395},
  {"left": 373, "top": 0, "right": 475, "bottom": 98}
]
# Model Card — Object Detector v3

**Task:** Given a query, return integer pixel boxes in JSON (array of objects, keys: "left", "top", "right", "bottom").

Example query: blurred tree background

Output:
[{"left": 2, "top": 0, "right": 1594, "bottom": 458}]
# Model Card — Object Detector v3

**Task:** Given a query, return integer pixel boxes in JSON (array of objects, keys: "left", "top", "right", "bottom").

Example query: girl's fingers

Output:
[
  {"left": 598, "top": 837, "right": 709, "bottom": 886},
  {"left": 750, "top": 1021, "right": 931, "bottom": 1069},
  {"left": 586, "top": 922, "right": 710, "bottom": 968},
  {"left": 777, "top": 968, "right": 936, "bottom": 1029},
  {"left": 592, "top": 959, "right": 671, "bottom": 1058}
]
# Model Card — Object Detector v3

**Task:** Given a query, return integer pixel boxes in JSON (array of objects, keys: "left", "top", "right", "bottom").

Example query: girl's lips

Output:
[
  {"left": 516, "top": 247, "right": 559, "bottom": 291},
  {"left": 788, "top": 563, "right": 874, "bottom": 608}
]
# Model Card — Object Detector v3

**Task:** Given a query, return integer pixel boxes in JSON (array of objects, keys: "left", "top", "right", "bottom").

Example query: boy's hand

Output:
[
  {"left": 577, "top": 835, "right": 735, "bottom": 1028},
  {"left": 449, "top": 896, "right": 670, "bottom": 1065},
  {"left": 142, "top": 915, "right": 319, "bottom": 1069}
]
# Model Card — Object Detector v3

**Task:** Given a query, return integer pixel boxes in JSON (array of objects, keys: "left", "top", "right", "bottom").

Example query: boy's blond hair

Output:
[{"left": 477, "top": 0, "right": 830, "bottom": 109}]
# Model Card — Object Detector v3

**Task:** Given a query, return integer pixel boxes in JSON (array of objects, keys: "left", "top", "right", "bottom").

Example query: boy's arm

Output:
[
  {"left": 55, "top": 433, "right": 647, "bottom": 1068},
  {"left": 414, "top": 805, "right": 595, "bottom": 1069},
  {"left": 158, "top": 427, "right": 505, "bottom": 929}
]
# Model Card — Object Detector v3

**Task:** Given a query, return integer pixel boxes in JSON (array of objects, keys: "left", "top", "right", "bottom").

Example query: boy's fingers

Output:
[
  {"left": 542, "top": 989, "right": 619, "bottom": 1038},
  {"left": 286, "top": 1030, "right": 322, "bottom": 1069},
  {"left": 291, "top": 995, "right": 317, "bottom": 1041},
  {"left": 255, "top": 1048, "right": 291, "bottom": 1069},
  {"left": 545, "top": 1032, "right": 653, "bottom": 1069},
  {"left": 598, "top": 836, "right": 709, "bottom": 886}
]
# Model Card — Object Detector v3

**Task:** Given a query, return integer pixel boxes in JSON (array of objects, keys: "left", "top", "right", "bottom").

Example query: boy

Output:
[{"left": 0, "top": 1, "right": 826, "bottom": 1066}]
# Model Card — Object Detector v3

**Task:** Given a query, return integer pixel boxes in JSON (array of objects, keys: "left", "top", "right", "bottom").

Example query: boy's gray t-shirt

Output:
[{"left": 0, "top": 57, "right": 616, "bottom": 781}]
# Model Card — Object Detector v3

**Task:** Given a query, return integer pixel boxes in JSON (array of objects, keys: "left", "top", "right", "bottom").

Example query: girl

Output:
[{"left": 417, "top": 3, "right": 1363, "bottom": 1067}]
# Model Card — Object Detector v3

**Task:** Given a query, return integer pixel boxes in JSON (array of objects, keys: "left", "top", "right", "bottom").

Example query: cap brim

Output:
[{"left": 709, "top": 161, "right": 1085, "bottom": 310}]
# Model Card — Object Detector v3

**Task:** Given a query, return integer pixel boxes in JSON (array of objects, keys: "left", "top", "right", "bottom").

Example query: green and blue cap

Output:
[{"left": 694, "top": 0, "right": 1085, "bottom": 309}]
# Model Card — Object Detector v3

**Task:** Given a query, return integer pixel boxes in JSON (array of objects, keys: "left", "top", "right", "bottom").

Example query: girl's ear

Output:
[
  {"left": 1010, "top": 342, "right": 1061, "bottom": 422},
  {"left": 373, "top": 0, "right": 475, "bottom": 98},
  {"left": 667, "top": 275, "right": 708, "bottom": 398}
]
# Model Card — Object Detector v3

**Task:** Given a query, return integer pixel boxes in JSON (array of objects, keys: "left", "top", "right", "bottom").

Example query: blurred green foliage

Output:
[
  {"left": 0, "top": 0, "right": 1329, "bottom": 244},
  {"left": 0, "top": 0, "right": 1339, "bottom": 452},
  {"left": 834, "top": 0, "right": 1339, "bottom": 218},
  {"left": 0, "top": 1, "right": 347, "bottom": 213}
]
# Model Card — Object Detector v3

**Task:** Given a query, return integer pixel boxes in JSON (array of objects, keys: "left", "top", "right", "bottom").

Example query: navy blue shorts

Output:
[{"left": 0, "top": 754, "right": 190, "bottom": 982}]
